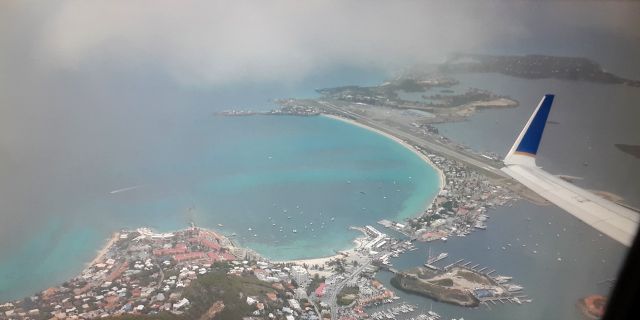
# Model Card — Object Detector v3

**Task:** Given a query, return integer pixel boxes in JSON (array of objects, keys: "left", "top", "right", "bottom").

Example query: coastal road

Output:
[{"left": 318, "top": 100, "right": 510, "bottom": 179}]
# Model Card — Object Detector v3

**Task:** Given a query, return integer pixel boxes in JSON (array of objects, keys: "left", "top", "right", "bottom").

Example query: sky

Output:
[{"left": 1, "top": 0, "right": 640, "bottom": 246}]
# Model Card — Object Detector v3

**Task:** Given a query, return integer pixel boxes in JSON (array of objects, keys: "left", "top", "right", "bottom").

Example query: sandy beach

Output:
[
  {"left": 81, "top": 114, "right": 446, "bottom": 271},
  {"left": 280, "top": 227, "right": 370, "bottom": 266},
  {"left": 86, "top": 232, "right": 120, "bottom": 268},
  {"left": 283, "top": 114, "right": 447, "bottom": 267}
]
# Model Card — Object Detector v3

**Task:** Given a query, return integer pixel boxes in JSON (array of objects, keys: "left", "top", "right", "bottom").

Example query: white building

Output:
[{"left": 290, "top": 265, "right": 309, "bottom": 285}]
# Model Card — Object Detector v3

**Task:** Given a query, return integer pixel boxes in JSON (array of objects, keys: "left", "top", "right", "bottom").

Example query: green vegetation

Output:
[
  {"left": 327, "top": 258, "right": 347, "bottom": 274},
  {"left": 429, "top": 278, "right": 453, "bottom": 287},
  {"left": 307, "top": 274, "right": 325, "bottom": 296},
  {"left": 390, "top": 272, "right": 479, "bottom": 307},
  {"left": 105, "top": 269, "right": 282, "bottom": 320},
  {"left": 337, "top": 286, "right": 360, "bottom": 306}
]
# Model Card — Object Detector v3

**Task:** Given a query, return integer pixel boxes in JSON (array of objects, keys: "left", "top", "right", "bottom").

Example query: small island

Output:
[{"left": 391, "top": 265, "right": 526, "bottom": 308}]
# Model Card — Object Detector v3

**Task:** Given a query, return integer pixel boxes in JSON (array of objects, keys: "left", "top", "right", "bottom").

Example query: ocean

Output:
[{"left": 0, "top": 107, "right": 440, "bottom": 302}]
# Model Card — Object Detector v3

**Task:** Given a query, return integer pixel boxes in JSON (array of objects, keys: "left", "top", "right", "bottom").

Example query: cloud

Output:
[{"left": 37, "top": 0, "right": 529, "bottom": 85}]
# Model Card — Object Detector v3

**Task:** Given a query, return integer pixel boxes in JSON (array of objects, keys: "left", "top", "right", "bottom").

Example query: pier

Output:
[
  {"left": 479, "top": 296, "right": 530, "bottom": 305},
  {"left": 443, "top": 258, "right": 464, "bottom": 270}
]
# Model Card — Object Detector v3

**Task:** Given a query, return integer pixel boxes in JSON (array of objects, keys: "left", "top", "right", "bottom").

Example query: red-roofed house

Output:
[
  {"left": 173, "top": 252, "right": 207, "bottom": 262},
  {"left": 315, "top": 283, "right": 326, "bottom": 297},
  {"left": 153, "top": 243, "right": 188, "bottom": 256},
  {"left": 221, "top": 252, "right": 236, "bottom": 261},
  {"left": 207, "top": 251, "right": 223, "bottom": 262}
]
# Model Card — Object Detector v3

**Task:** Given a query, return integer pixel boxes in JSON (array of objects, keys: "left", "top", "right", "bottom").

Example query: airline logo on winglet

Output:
[{"left": 514, "top": 94, "right": 554, "bottom": 157}]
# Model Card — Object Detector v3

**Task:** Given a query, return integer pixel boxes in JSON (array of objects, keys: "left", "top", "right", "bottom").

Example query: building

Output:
[{"left": 290, "top": 265, "right": 309, "bottom": 285}]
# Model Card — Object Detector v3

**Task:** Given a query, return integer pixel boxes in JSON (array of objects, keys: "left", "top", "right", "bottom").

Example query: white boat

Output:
[{"left": 506, "top": 284, "right": 523, "bottom": 292}]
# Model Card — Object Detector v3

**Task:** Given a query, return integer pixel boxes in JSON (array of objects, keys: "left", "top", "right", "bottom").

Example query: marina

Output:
[{"left": 367, "top": 303, "right": 448, "bottom": 320}]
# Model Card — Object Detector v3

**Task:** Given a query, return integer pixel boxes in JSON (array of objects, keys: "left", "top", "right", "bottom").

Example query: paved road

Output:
[
  {"left": 327, "top": 260, "right": 370, "bottom": 320},
  {"left": 318, "top": 101, "right": 510, "bottom": 179}
]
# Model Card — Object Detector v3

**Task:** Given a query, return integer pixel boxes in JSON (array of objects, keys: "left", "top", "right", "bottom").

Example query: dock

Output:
[
  {"left": 479, "top": 296, "right": 529, "bottom": 305},
  {"left": 443, "top": 258, "right": 464, "bottom": 270}
]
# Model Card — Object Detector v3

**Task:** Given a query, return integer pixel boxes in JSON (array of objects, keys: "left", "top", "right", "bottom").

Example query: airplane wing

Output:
[{"left": 502, "top": 95, "right": 639, "bottom": 246}]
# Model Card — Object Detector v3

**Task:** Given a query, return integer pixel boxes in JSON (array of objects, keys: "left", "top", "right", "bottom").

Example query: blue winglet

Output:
[{"left": 515, "top": 94, "right": 554, "bottom": 156}]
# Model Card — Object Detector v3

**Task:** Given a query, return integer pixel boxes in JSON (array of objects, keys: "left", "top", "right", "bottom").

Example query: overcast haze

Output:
[{"left": 2, "top": 1, "right": 640, "bottom": 248}]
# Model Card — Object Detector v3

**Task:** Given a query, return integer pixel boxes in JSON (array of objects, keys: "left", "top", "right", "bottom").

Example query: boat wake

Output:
[{"left": 109, "top": 185, "right": 144, "bottom": 195}]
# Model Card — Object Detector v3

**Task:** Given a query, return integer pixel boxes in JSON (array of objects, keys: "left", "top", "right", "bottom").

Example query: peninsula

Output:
[
  {"left": 439, "top": 53, "right": 640, "bottom": 87},
  {"left": 390, "top": 265, "right": 527, "bottom": 308}
]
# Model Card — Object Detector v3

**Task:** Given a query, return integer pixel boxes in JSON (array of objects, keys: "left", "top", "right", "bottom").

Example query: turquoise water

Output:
[{"left": 0, "top": 115, "right": 440, "bottom": 302}]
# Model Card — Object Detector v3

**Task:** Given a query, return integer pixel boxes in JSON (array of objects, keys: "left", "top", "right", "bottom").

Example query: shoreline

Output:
[
  {"left": 83, "top": 114, "right": 446, "bottom": 272},
  {"left": 281, "top": 114, "right": 446, "bottom": 266},
  {"left": 3, "top": 114, "right": 447, "bottom": 300},
  {"left": 85, "top": 232, "right": 119, "bottom": 269},
  {"left": 278, "top": 227, "right": 370, "bottom": 266},
  {"left": 321, "top": 114, "right": 446, "bottom": 218}
]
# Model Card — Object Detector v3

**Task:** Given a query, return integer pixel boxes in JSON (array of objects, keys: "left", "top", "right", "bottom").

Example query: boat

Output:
[
  {"left": 440, "top": 237, "right": 448, "bottom": 242},
  {"left": 494, "top": 275, "right": 512, "bottom": 283},
  {"left": 292, "top": 229, "right": 297, "bottom": 233},
  {"left": 426, "top": 247, "right": 449, "bottom": 265},
  {"left": 506, "top": 284, "right": 524, "bottom": 292}
]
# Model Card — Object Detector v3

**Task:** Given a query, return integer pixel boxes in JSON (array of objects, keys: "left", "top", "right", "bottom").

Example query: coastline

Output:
[
  {"left": 85, "top": 232, "right": 119, "bottom": 269},
  {"left": 278, "top": 228, "right": 370, "bottom": 267},
  {"left": 280, "top": 114, "right": 446, "bottom": 266},
  {"left": 321, "top": 114, "right": 446, "bottom": 216},
  {"left": 4, "top": 114, "right": 447, "bottom": 300}
]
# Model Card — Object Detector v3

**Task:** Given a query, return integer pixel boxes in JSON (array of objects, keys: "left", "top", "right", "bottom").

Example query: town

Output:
[{"left": 0, "top": 211, "right": 530, "bottom": 320}]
